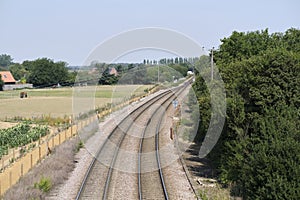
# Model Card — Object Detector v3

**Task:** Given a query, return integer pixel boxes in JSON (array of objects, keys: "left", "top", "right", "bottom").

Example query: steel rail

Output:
[
  {"left": 102, "top": 89, "right": 180, "bottom": 199},
  {"left": 138, "top": 83, "right": 187, "bottom": 200},
  {"left": 75, "top": 89, "right": 172, "bottom": 200}
]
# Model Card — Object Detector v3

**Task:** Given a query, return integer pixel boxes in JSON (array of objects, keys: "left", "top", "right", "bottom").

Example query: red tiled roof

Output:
[{"left": 0, "top": 71, "right": 16, "bottom": 83}]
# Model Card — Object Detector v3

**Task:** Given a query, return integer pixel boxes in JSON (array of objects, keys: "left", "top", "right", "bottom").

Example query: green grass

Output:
[{"left": 197, "top": 185, "right": 231, "bottom": 200}]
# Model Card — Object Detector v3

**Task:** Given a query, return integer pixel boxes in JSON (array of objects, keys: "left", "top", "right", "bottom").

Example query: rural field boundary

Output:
[
  {"left": 0, "top": 116, "right": 94, "bottom": 197},
  {"left": 0, "top": 85, "right": 159, "bottom": 197}
]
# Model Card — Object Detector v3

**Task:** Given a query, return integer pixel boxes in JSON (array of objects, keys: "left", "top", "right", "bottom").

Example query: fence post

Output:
[{"left": 59, "top": 133, "right": 61, "bottom": 145}]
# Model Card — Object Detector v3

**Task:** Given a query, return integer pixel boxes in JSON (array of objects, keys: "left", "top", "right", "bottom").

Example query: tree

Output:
[
  {"left": 27, "top": 58, "right": 69, "bottom": 87},
  {"left": 9, "top": 63, "right": 28, "bottom": 81},
  {"left": 193, "top": 28, "right": 300, "bottom": 199},
  {"left": 174, "top": 57, "right": 179, "bottom": 64},
  {"left": 0, "top": 54, "right": 13, "bottom": 67},
  {"left": 213, "top": 29, "right": 273, "bottom": 65},
  {"left": 159, "top": 58, "right": 166, "bottom": 64},
  {"left": 169, "top": 63, "right": 189, "bottom": 76},
  {"left": 98, "top": 68, "right": 119, "bottom": 85},
  {"left": 282, "top": 28, "right": 300, "bottom": 53},
  {"left": 236, "top": 106, "right": 300, "bottom": 199}
]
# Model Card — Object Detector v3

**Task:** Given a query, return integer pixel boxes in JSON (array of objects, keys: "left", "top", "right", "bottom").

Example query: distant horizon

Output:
[{"left": 3, "top": 54, "right": 204, "bottom": 67}]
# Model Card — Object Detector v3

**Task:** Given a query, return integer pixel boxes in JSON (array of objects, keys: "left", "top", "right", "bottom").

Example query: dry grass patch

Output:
[
  {"left": 0, "top": 85, "right": 152, "bottom": 120},
  {"left": 0, "top": 97, "right": 112, "bottom": 120}
]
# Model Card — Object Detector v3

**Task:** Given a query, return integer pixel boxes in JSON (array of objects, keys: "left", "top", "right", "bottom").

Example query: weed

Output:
[
  {"left": 34, "top": 176, "right": 52, "bottom": 193},
  {"left": 198, "top": 190, "right": 209, "bottom": 200},
  {"left": 76, "top": 140, "right": 84, "bottom": 152}
]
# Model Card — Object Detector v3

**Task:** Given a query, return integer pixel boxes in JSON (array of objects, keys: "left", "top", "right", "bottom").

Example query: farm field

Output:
[{"left": 0, "top": 85, "right": 152, "bottom": 123}]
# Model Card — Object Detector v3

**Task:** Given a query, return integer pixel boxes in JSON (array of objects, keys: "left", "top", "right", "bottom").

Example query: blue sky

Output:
[{"left": 0, "top": 0, "right": 299, "bottom": 65}]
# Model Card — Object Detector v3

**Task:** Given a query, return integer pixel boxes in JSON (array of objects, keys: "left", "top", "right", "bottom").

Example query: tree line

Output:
[
  {"left": 0, "top": 55, "right": 195, "bottom": 89},
  {"left": 85, "top": 61, "right": 193, "bottom": 85},
  {"left": 0, "top": 56, "right": 76, "bottom": 88},
  {"left": 193, "top": 28, "right": 300, "bottom": 199}
]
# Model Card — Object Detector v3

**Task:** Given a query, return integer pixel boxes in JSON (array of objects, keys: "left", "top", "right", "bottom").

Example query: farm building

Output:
[
  {"left": 0, "top": 71, "right": 33, "bottom": 90},
  {"left": 108, "top": 67, "right": 118, "bottom": 76},
  {"left": 0, "top": 71, "right": 16, "bottom": 84}
]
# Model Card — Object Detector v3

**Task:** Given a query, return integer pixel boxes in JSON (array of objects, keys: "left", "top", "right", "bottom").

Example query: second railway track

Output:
[{"left": 138, "top": 85, "right": 183, "bottom": 200}]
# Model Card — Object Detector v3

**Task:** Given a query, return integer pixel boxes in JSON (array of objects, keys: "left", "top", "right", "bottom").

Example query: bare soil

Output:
[{"left": 0, "top": 121, "right": 17, "bottom": 129}]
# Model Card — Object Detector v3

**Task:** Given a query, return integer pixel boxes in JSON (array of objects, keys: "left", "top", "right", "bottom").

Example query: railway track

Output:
[
  {"left": 75, "top": 88, "right": 175, "bottom": 199},
  {"left": 76, "top": 82, "right": 189, "bottom": 200},
  {"left": 138, "top": 80, "right": 192, "bottom": 200},
  {"left": 138, "top": 89, "right": 175, "bottom": 200}
]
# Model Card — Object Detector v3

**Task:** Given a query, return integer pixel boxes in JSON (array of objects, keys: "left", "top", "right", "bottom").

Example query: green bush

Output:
[{"left": 34, "top": 177, "right": 52, "bottom": 193}]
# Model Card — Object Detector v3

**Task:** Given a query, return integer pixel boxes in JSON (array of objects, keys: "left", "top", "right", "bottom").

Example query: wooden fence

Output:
[
  {"left": 0, "top": 115, "right": 95, "bottom": 197},
  {"left": 0, "top": 85, "right": 159, "bottom": 197}
]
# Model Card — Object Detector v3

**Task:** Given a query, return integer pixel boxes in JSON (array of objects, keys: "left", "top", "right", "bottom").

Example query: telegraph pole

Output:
[
  {"left": 211, "top": 47, "right": 214, "bottom": 81},
  {"left": 158, "top": 65, "right": 160, "bottom": 83}
]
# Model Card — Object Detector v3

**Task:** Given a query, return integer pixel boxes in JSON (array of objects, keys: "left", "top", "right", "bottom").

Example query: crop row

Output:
[{"left": 0, "top": 123, "right": 49, "bottom": 159}]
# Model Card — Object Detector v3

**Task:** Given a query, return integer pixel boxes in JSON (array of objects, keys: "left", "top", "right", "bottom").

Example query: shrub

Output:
[{"left": 34, "top": 176, "right": 52, "bottom": 193}]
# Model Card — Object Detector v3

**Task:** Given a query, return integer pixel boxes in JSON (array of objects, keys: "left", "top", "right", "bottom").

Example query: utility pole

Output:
[
  {"left": 211, "top": 47, "right": 214, "bottom": 81},
  {"left": 158, "top": 65, "right": 160, "bottom": 83}
]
